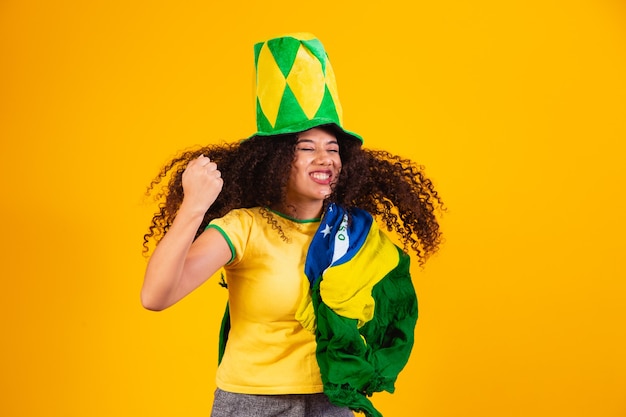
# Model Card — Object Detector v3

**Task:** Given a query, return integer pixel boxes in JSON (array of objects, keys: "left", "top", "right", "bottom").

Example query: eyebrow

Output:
[{"left": 295, "top": 138, "right": 339, "bottom": 146}]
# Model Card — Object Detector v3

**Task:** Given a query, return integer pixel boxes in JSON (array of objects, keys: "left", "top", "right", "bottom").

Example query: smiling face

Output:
[{"left": 283, "top": 127, "right": 342, "bottom": 217}]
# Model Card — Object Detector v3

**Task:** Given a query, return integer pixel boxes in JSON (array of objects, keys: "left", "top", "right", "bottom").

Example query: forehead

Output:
[{"left": 295, "top": 127, "right": 338, "bottom": 143}]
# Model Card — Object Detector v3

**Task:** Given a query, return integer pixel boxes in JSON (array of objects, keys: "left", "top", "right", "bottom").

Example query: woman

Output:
[{"left": 142, "top": 34, "right": 443, "bottom": 417}]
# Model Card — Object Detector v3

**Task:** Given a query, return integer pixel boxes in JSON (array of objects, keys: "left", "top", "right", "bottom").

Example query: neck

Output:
[{"left": 272, "top": 200, "right": 324, "bottom": 220}]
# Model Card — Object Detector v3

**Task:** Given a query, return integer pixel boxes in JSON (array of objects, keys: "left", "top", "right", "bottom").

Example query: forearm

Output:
[{"left": 141, "top": 204, "right": 206, "bottom": 310}]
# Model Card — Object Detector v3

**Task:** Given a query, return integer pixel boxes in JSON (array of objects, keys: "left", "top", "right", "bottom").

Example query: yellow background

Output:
[{"left": 1, "top": 0, "right": 625, "bottom": 416}]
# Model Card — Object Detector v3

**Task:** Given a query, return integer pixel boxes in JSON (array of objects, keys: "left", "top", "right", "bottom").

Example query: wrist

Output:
[{"left": 177, "top": 201, "right": 209, "bottom": 221}]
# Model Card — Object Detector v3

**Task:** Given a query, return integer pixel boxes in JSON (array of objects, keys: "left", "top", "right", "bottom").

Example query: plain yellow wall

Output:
[{"left": 1, "top": 0, "right": 625, "bottom": 416}]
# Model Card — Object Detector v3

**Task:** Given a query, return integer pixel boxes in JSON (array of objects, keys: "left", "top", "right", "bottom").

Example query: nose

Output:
[{"left": 314, "top": 149, "right": 333, "bottom": 165}]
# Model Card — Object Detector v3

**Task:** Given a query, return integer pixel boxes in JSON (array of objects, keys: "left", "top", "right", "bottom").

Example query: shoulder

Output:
[
  {"left": 205, "top": 208, "right": 264, "bottom": 265},
  {"left": 209, "top": 207, "right": 262, "bottom": 226},
  {"left": 207, "top": 207, "right": 276, "bottom": 240}
]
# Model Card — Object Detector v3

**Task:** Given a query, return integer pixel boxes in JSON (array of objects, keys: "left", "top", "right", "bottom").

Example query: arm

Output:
[{"left": 141, "top": 155, "right": 231, "bottom": 311}]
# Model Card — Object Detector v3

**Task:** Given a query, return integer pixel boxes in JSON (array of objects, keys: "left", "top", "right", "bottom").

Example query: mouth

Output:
[{"left": 310, "top": 171, "right": 333, "bottom": 184}]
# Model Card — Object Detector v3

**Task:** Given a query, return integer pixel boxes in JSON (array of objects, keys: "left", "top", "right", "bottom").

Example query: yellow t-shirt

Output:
[{"left": 207, "top": 207, "right": 324, "bottom": 394}]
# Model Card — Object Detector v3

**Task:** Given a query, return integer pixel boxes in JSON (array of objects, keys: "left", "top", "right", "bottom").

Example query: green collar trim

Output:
[{"left": 266, "top": 207, "right": 321, "bottom": 223}]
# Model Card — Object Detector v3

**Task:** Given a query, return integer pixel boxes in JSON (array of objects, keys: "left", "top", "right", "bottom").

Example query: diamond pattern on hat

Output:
[
  {"left": 267, "top": 37, "right": 301, "bottom": 78},
  {"left": 324, "top": 61, "right": 343, "bottom": 124},
  {"left": 256, "top": 98, "right": 274, "bottom": 134},
  {"left": 256, "top": 43, "right": 287, "bottom": 128},
  {"left": 314, "top": 86, "right": 341, "bottom": 123},
  {"left": 301, "top": 38, "right": 327, "bottom": 72},
  {"left": 286, "top": 45, "right": 325, "bottom": 120},
  {"left": 275, "top": 85, "right": 308, "bottom": 130}
]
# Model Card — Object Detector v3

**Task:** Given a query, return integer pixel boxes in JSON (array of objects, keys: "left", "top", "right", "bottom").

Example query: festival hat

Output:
[{"left": 251, "top": 33, "right": 363, "bottom": 143}]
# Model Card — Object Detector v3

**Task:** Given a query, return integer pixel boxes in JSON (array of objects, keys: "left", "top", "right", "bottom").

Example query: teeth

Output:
[{"left": 311, "top": 173, "right": 330, "bottom": 180}]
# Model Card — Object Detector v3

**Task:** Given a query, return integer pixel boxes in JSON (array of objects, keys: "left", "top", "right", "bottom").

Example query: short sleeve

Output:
[{"left": 206, "top": 209, "right": 254, "bottom": 266}]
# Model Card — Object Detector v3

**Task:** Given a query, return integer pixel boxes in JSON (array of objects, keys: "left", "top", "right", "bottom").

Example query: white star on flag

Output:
[{"left": 320, "top": 224, "right": 332, "bottom": 237}]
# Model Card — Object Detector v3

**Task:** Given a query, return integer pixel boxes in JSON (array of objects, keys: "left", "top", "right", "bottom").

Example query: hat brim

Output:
[{"left": 251, "top": 119, "right": 363, "bottom": 143}]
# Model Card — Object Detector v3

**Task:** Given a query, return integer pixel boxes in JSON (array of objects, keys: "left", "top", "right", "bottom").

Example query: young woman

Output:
[{"left": 142, "top": 34, "right": 443, "bottom": 417}]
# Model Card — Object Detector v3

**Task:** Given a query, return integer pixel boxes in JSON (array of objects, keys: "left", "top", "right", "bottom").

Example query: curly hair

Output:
[{"left": 143, "top": 130, "right": 444, "bottom": 264}]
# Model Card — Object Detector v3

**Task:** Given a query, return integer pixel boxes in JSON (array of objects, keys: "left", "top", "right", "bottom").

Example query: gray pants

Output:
[{"left": 211, "top": 388, "right": 354, "bottom": 417}]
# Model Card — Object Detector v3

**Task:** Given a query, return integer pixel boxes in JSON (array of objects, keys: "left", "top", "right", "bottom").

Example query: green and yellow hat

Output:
[{"left": 251, "top": 33, "right": 363, "bottom": 143}]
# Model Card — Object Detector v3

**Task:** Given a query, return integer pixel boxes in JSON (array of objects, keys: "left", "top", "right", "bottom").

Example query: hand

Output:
[{"left": 180, "top": 155, "right": 224, "bottom": 214}]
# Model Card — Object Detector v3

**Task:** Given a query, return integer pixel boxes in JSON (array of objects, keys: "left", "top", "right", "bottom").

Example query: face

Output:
[{"left": 284, "top": 127, "right": 342, "bottom": 210}]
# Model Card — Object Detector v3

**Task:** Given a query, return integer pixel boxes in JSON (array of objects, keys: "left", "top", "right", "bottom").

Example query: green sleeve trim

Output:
[{"left": 205, "top": 224, "right": 236, "bottom": 264}]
